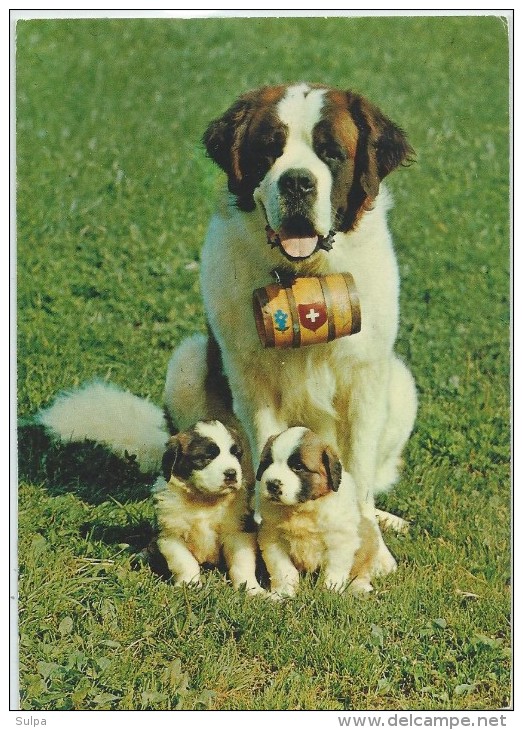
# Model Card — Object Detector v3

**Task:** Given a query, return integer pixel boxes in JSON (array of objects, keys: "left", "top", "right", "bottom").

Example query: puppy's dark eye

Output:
[
  {"left": 192, "top": 456, "right": 213, "bottom": 469},
  {"left": 191, "top": 442, "right": 220, "bottom": 469},
  {"left": 206, "top": 443, "right": 220, "bottom": 460},
  {"left": 191, "top": 458, "right": 209, "bottom": 469},
  {"left": 230, "top": 443, "right": 243, "bottom": 460},
  {"left": 287, "top": 454, "right": 309, "bottom": 473}
]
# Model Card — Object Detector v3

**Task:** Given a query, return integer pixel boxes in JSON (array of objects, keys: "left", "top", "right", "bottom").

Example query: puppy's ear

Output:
[
  {"left": 161, "top": 436, "right": 182, "bottom": 480},
  {"left": 348, "top": 93, "right": 414, "bottom": 200},
  {"left": 322, "top": 446, "right": 342, "bottom": 492},
  {"left": 256, "top": 434, "right": 277, "bottom": 482}
]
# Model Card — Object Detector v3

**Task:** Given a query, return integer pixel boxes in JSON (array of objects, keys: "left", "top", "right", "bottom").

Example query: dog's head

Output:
[
  {"left": 162, "top": 420, "right": 243, "bottom": 496},
  {"left": 256, "top": 427, "right": 342, "bottom": 506},
  {"left": 203, "top": 82, "right": 413, "bottom": 261}
]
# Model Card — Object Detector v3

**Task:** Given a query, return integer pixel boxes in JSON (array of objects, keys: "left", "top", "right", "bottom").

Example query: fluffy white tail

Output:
[{"left": 37, "top": 381, "right": 168, "bottom": 473}]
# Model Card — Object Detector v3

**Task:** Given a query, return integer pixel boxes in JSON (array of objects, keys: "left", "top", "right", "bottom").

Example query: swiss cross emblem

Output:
[{"left": 298, "top": 302, "right": 327, "bottom": 332}]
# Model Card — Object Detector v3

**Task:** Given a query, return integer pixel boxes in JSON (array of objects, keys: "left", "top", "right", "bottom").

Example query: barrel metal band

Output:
[
  {"left": 342, "top": 272, "right": 361, "bottom": 334},
  {"left": 284, "top": 285, "right": 301, "bottom": 348},
  {"left": 254, "top": 287, "right": 275, "bottom": 348},
  {"left": 318, "top": 276, "right": 336, "bottom": 342}
]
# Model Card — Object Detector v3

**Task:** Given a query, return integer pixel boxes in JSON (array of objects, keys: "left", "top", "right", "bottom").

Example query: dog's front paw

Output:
[
  {"left": 268, "top": 583, "right": 297, "bottom": 600},
  {"left": 174, "top": 575, "right": 203, "bottom": 588},
  {"left": 268, "top": 590, "right": 293, "bottom": 601},
  {"left": 324, "top": 574, "right": 349, "bottom": 593},
  {"left": 371, "top": 542, "right": 398, "bottom": 577},
  {"left": 268, "top": 591, "right": 285, "bottom": 602},
  {"left": 243, "top": 583, "right": 268, "bottom": 597},
  {"left": 349, "top": 576, "right": 374, "bottom": 595}
]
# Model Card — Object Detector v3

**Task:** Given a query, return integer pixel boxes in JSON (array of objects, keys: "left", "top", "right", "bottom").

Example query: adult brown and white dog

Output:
[
  {"left": 153, "top": 420, "right": 264, "bottom": 594},
  {"left": 164, "top": 82, "right": 418, "bottom": 577},
  {"left": 256, "top": 427, "right": 378, "bottom": 598}
]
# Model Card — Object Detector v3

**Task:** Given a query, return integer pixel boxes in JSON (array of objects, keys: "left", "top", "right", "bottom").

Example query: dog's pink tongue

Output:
[{"left": 279, "top": 231, "right": 318, "bottom": 259}]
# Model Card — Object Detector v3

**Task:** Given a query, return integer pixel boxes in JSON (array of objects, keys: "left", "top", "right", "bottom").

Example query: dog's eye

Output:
[
  {"left": 230, "top": 443, "right": 243, "bottom": 460},
  {"left": 257, "top": 138, "right": 284, "bottom": 160},
  {"left": 317, "top": 144, "right": 347, "bottom": 164},
  {"left": 287, "top": 455, "right": 309, "bottom": 472},
  {"left": 192, "top": 458, "right": 210, "bottom": 469},
  {"left": 206, "top": 443, "right": 220, "bottom": 459},
  {"left": 191, "top": 443, "right": 220, "bottom": 468},
  {"left": 264, "top": 142, "right": 283, "bottom": 157}
]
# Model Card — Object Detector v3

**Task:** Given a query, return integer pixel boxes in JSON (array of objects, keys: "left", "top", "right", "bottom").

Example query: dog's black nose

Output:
[
  {"left": 278, "top": 168, "right": 316, "bottom": 196},
  {"left": 266, "top": 479, "right": 283, "bottom": 498},
  {"left": 223, "top": 468, "right": 238, "bottom": 483}
]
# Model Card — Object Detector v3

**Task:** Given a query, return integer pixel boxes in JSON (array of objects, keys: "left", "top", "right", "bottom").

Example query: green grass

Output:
[{"left": 16, "top": 16, "right": 511, "bottom": 711}]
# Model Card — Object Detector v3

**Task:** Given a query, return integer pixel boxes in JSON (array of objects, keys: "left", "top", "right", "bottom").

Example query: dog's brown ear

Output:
[
  {"left": 322, "top": 446, "right": 342, "bottom": 492},
  {"left": 161, "top": 435, "right": 182, "bottom": 480},
  {"left": 348, "top": 93, "right": 414, "bottom": 200},
  {"left": 202, "top": 97, "right": 253, "bottom": 187},
  {"left": 256, "top": 434, "right": 277, "bottom": 482}
]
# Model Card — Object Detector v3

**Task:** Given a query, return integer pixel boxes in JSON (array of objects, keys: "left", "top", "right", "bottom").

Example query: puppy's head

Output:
[
  {"left": 162, "top": 421, "right": 243, "bottom": 496},
  {"left": 256, "top": 427, "right": 342, "bottom": 506},
  {"left": 203, "top": 83, "right": 413, "bottom": 260}
]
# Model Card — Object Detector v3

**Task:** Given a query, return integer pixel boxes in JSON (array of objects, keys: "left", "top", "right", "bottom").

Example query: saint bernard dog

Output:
[
  {"left": 256, "top": 427, "right": 378, "bottom": 598},
  {"left": 165, "top": 82, "right": 417, "bottom": 579},
  {"left": 153, "top": 420, "right": 264, "bottom": 594}
]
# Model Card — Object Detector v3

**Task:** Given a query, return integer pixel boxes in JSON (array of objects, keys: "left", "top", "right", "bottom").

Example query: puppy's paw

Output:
[
  {"left": 244, "top": 583, "right": 268, "bottom": 597},
  {"left": 174, "top": 576, "right": 203, "bottom": 589},
  {"left": 268, "top": 585, "right": 296, "bottom": 601},
  {"left": 268, "top": 591, "right": 285, "bottom": 602},
  {"left": 324, "top": 575, "right": 349, "bottom": 593}
]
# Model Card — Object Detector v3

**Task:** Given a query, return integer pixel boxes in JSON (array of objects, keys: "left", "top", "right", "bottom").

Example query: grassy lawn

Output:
[{"left": 15, "top": 16, "right": 511, "bottom": 711}]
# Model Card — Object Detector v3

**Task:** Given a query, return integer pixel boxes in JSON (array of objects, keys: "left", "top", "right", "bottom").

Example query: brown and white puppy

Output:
[
  {"left": 165, "top": 83, "right": 417, "bottom": 578},
  {"left": 152, "top": 420, "right": 264, "bottom": 594},
  {"left": 256, "top": 427, "right": 378, "bottom": 598}
]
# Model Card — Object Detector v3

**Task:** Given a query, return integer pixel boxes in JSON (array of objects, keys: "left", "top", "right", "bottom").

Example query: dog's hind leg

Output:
[
  {"left": 375, "top": 356, "right": 417, "bottom": 495},
  {"left": 164, "top": 330, "right": 237, "bottom": 429},
  {"left": 341, "top": 359, "right": 406, "bottom": 578},
  {"left": 164, "top": 331, "right": 254, "bottom": 486},
  {"left": 164, "top": 333, "right": 214, "bottom": 431},
  {"left": 373, "top": 357, "right": 417, "bottom": 536}
]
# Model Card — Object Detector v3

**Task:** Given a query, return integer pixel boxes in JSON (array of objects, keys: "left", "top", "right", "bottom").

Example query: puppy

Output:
[
  {"left": 152, "top": 420, "right": 264, "bottom": 594},
  {"left": 256, "top": 427, "right": 378, "bottom": 598}
]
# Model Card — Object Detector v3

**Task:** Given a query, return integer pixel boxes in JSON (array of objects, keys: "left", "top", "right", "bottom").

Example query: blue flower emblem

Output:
[{"left": 274, "top": 309, "right": 289, "bottom": 332}]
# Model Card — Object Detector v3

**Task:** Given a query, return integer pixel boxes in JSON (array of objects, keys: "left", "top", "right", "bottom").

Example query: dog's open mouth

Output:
[{"left": 265, "top": 218, "right": 335, "bottom": 261}]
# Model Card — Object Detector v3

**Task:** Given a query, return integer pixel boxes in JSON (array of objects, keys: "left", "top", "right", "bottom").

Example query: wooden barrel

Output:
[{"left": 253, "top": 273, "right": 361, "bottom": 349}]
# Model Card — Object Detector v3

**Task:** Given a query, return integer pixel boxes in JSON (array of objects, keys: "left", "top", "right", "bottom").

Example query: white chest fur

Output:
[{"left": 153, "top": 478, "right": 238, "bottom": 565}]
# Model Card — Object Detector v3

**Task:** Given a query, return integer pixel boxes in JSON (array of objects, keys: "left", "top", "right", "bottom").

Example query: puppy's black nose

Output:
[
  {"left": 223, "top": 468, "right": 238, "bottom": 483},
  {"left": 278, "top": 168, "right": 316, "bottom": 196},
  {"left": 266, "top": 479, "right": 283, "bottom": 498}
]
